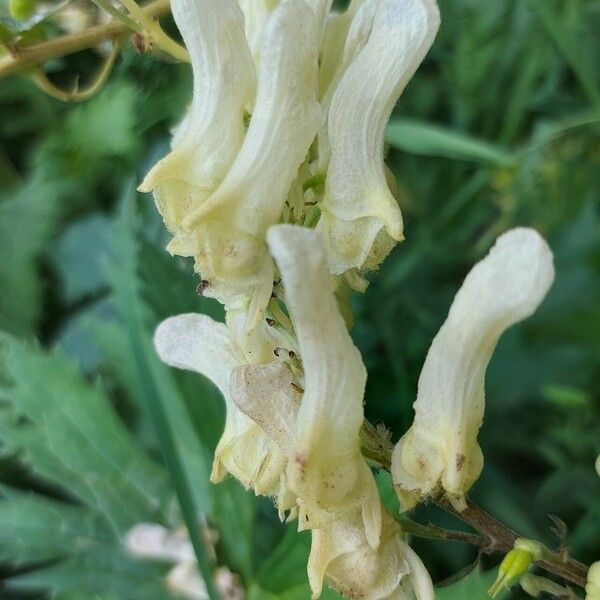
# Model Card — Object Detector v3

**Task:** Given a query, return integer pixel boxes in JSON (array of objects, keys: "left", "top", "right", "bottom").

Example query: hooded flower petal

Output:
[
  {"left": 392, "top": 228, "right": 555, "bottom": 509},
  {"left": 267, "top": 224, "right": 381, "bottom": 547},
  {"left": 154, "top": 314, "right": 285, "bottom": 494},
  {"left": 181, "top": 0, "right": 320, "bottom": 328},
  {"left": 307, "top": 508, "right": 434, "bottom": 600},
  {"left": 317, "top": 0, "right": 440, "bottom": 274},
  {"left": 139, "top": 0, "right": 255, "bottom": 255}
]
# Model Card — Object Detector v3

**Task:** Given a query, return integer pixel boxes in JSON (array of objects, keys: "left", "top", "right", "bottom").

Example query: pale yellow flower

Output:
[
  {"left": 139, "top": 0, "right": 254, "bottom": 249},
  {"left": 392, "top": 228, "right": 555, "bottom": 510},
  {"left": 271, "top": 225, "right": 382, "bottom": 542},
  {"left": 230, "top": 225, "right": 435, "bottom": 599},
  {"left": 142, "top": 0, "right": 320, "bottom": 329},
  {"left": 154, "top": 313, "right": 289, "bottom": 496},
  {"left": 317, "top": 0, "right": 440, "bottom": 274},
  {"left": 308, "top": 509, "right": 434, "bottom": 600},
  {"left": 232, "top": 225, "right": 381, "bottom": 544}
]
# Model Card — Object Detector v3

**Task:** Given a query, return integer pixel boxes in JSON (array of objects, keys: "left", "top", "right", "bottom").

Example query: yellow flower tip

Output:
[{"left": 488, "top": 542, "right": 541, "bottom": 597}]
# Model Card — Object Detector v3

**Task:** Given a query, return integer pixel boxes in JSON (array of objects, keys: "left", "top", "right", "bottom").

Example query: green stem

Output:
[
  {"left": 398, "top": 517, "right": 484, "bottom": 547},
  {"left": 0, "top": 0, "right": 172, "bottom": 78},
  {"left": 126, "top": 321, "right": 220, "bottom": 600}
]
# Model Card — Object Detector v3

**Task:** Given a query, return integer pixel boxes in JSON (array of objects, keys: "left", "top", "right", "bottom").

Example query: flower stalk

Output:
[
  {"left": 0, "top": 0, "right": 173, "bottom": 79},
  {"left": 359, "top": 420, "right": 590, "bottom": 589}
]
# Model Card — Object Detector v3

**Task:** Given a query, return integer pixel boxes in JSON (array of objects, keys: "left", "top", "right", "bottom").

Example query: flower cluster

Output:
[{"left": 142, "top": 0, "right": 558, "bottom": 598}]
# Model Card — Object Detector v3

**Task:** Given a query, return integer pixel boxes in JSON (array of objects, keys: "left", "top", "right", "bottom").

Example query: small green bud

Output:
[
  {"left": 9, "top": 0, "right": 35, "bottom": 20},
  {"left": 488, "top": 539, "right": 543, "bottom": 597}
]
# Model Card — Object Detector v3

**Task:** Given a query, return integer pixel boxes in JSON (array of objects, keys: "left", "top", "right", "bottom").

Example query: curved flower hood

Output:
[
  {"left": 230, "top": 225, "right": 381, "bottom": 543},
  {"left": 142, "top": 0, "right": 320, "bottom": 329},
  {"left": 139, "top": 0, "right": 254, "bottom": 250},
  {"left": 392, "top": 228, "right": 555, "bottom": 509},
  {"left": 268, "top": 225, "right": 382, "bottom": 544},
  {"left": 317, "top": 0, "right": 440, "bottom": 274}
]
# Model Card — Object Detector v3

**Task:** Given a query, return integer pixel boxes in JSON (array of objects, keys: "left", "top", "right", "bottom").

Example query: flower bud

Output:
[{"left": 489, "top": 539, "right": 543, "bottom": 598}]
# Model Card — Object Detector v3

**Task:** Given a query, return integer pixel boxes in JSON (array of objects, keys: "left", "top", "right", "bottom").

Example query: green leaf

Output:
[
  {"left": 0, "top": 337, "right": 181, "bottom": 599},
  {"left": 0, "top": 333, "right": 173, "bottom": 530},
  {"left": 250, "top": 523, "right": 343, "bottom": 599},
  {"left": 530, "top": 0, "right": 600, "bottom": 107},
  {"left": 106, "top": 186, "right": 215, "bottom": 515},
  {"left": 0, "top": 176, "right": 63, "bottom": 336},
  {"left": 214, "top": 478, "right": 257, "bottom": 580},
  {"left": 49, "top": 213, "right": 112, "bottom": 304},
  {"left": 254, "top": 525, "right": 312, "bottom": 593},
  {"left": 0, "top": 484, "right": 112, "bottom": 565},
  {"left": 64, "top": 83, "right": 139, "bottom": 160},
  {"left": 386, "top": 119, "right": 516, "bottom": 166},
  {"left": 7, "top": 547, "right": 169, "bottom": 600}
]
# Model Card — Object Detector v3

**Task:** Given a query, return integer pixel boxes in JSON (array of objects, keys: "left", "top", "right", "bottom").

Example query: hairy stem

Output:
[
  {"left": 398, "top": 517, "right": 484, "bottom": 547},
  {"left": 360, "top": 421, "right": 590, "bottom": 589},
  {"left": 0, "top": 0, "right": 171, "bottom": 79}
]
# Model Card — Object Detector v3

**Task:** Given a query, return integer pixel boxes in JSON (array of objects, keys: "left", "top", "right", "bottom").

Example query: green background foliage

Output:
[{"left": 0, "top": 0, "right": 598, "bottom": 598}]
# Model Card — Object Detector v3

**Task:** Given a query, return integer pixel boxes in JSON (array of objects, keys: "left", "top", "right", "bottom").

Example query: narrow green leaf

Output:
[
  {"left": 530, "top": 0, "right": 600, "bottom": 107},
  {"left": 7, "top": 547, "right": 169, "bottom": 600},
  {"left": 0, "top": 485, "right": 112, "bottom": 565},
  {"left": 386, "top": 119, "right": 516, "bottom": 166},
  {"left": 107, "top": 186, "right": 219, "bottom": 599}
]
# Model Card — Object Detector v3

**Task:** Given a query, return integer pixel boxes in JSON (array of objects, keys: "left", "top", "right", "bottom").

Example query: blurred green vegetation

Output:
[{"left": 0, "top": 0, "right": 599, "bottom": 598}]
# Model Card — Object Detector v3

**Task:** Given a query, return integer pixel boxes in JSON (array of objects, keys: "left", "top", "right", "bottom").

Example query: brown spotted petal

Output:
[{"left": 267, "top": 224, "right": 382, "bottom": 548}]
